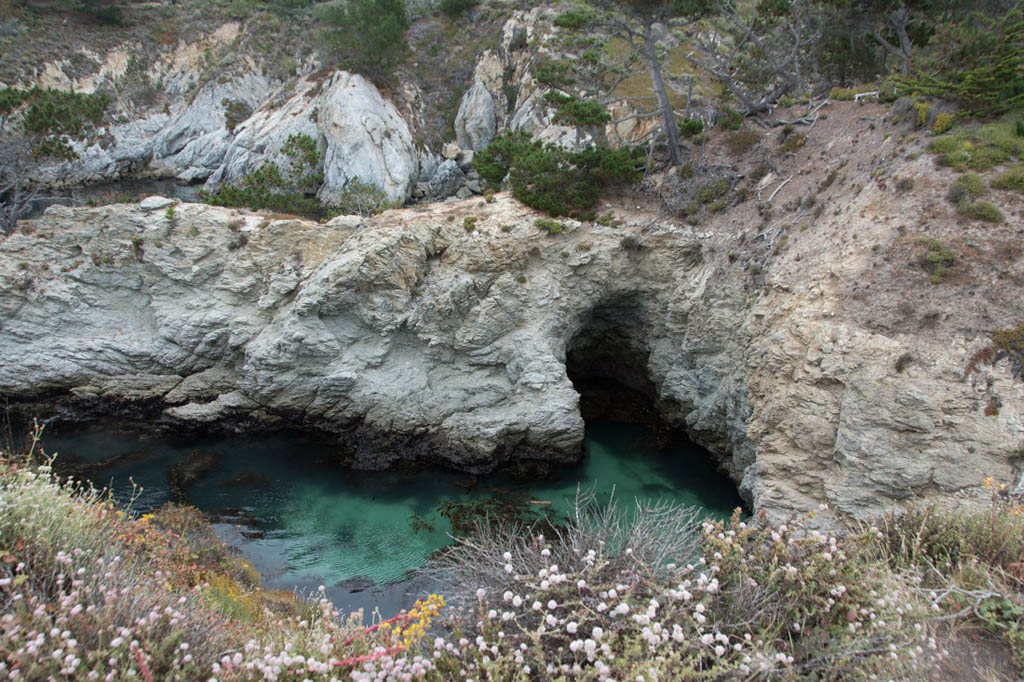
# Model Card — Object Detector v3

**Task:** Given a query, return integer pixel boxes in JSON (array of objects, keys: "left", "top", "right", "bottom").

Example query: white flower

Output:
[
  {"left": 476, "top": 588, "right": 486, "bottom": 600},
  {"left": 715, "top": 645, "right": 726, "bottom": 657},
  {"left": 503, "top": 552, "right": 512, "bottom": 561},
  {"left": 592, "top": 627, "right": 603, "bottom": 640},
  {"left": 504, "top": 591, "right": 514, "bottom": 602},
  {"left": 566, "top": 622, "right": 578, "bottom": 634}
]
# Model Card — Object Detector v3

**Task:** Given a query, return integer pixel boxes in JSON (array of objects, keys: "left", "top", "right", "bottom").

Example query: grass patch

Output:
[
  {"left": 992, "top": 163, "right": 1024, "bottom": 193},
  {"left": 929, "top": 118, "right": 1024, "bottom": 171},
  {"left": 726, "top": 129, "right": 760, "bottom": 155},
  {"left": 963, "top": 200, "right": 1005, "bottom": 223},
  {"left": 921, "top": 239, "right": 957, "bottom": 283}
]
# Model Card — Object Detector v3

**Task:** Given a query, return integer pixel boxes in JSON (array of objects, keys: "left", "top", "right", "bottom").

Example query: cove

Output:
[{"left": 39, "top": 419, "right": 743, "bottom": 615}]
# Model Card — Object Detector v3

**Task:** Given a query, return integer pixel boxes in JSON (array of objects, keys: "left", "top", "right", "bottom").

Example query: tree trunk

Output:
[
  {"left": 890, "top": 7, "right": 913, "bottom": 75},
  {"left": 644, "top": 26, "right": 682, "bottom": 167}
]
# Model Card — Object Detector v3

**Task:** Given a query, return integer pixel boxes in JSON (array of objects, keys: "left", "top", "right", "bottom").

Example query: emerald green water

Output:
[{"left": 41, "top": 420, "right": 743, "bottom": 613}]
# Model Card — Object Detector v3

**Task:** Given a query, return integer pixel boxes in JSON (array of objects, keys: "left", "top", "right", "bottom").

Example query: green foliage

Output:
[
  {"left": 929, "top": 118, "right": 1024, "bottom": 171},
  {"left": 463, "top": 216, "right": 478, "bottom": 232},
  {"left": 472, "top": 130, "right": 536, "bottom": 185},
  {"left": 509, "top": 142, "right": 644, "bottom": 218},
  {"left": 0, "top": 88, "right": 30, "bottom": 114},
  {"left": 719, "top": 106, "right": 744, "bottom": 130},
  {"left": 947, "top": 172, "right": 986, "bottom": 204},
  {"left": 932, "top": 112, "right": 955, "bottom": 135},
  {"left": 543, "top": 92, "right": 611, "bottom": 127},
  {"left": 201, "top": 133, "right": 324, "bottom": 216},
  {"left": 553, "top": 8, "right": 594, "bottom": 29},
  {"left": 475, "top": 131, "right": 643, "bottom": 216},
  {"left": 894, "top": 7, "right": 1024, "bottom": 115},
  {"left": 914, "top": 100, "right": 931, "bottom": 128},
  {"left": 922, "top": 239, "right": 956, "bottom": 284},
  {"left": 963, "top": 199, "right": 1004, "bottom": 223},
  {"left": 696, "top": 178, "right": 730, "bottom": 204},
  {"left": 222, "top": 99, "right": 253, "bottom": 133},
  {"left": 534, "top": 217, "right": 565, "bottom": 234},
  {"left": 331, "top": 178, "right": 401, "bottom": 217},
  {"left": 535, "top": 60, "right": 575, "bottom": 87},
  {"left": 678, "top": 117, "right": 703, "bottom": 137},
  {"left": 992, "top": 163, "right": 1024, "bottom": 193},
  {"left": 438, "top": 0, "right": 478, "bottom": 17},
  {"left": 315, "top": 0, "right": 409, "bottom": 80},
  {"left": 0, "top": 87, "right": 109, "bottom": 160}
]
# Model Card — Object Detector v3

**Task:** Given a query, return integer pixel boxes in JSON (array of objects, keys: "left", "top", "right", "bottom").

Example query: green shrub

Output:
[
  {"left": 932, "top": 112, "right": 955, "bottom": 135},
  {"left": 534, "top": 217, "right": 564, "bottom": 234},
  {"left": 332, "top": 178, "right": 401, "bottom": 217},
  {"left": 475, "top": 133, "right": 643, "bottom": 217},
  {"left": 543, "top": 92, "right": 611, "bottom": 127},
  {"left": 678, "top": 117, "right": 703, "bottom": 137},
  {"left": 472, "top": 130, "right": 535, "bottom": 185},
  {"left": 552, "top": 8, "right": 593, "bottom": 29},
  {"left": 1, "top": 87, "right": 109, "bottom": 159},
  {"left": 719, "top": 106, "right": 744, "bottom": 130},
  {"left": 992, "top": 163, "right": 1024, "bottom": 194},
  {"left": 315, "top": 0, "right": 409, "bottom": 80},
  {"left": 202, "top": 133, "right": 325, "bottom": 216},
  {"left": 922, "top": 239, "right": 956, "bottom": 284},
  {"left": 947, "top": 173, "right": 987, "bottom": 204},
  {"left": 929, "top": 119, "right": 1024, "bottom": 171},
  {"left": 438, "top": 0, "right": 477, "bottom": 17},
  {"left": 893, "top": 6, "right": 1024, "bottom": 115},
  {"left": 964, "top": 200, "right": 1004, "bottom": 223},
  {"left": 463, "top": 216, "right": 478, "bottom": 232},
  {"left": 696, "top": 178, "right": 730, "bottom": 204},
  {"left": 914, "top": 101, "right": 931, "bottom": 128},
  {"left": 535, "top": 60, "right": 574, "bottom": 87},
  {"left": 222, "top": 99, "right": 253, "bottom": 133}
]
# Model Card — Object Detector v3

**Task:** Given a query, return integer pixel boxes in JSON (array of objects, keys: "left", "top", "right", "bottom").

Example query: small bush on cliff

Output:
[
  {"left": 201, "top": 133, "right": 324, "bottom": 216},
  {"left": 474, "top": 132, "right": 643, "bottom": 218}
]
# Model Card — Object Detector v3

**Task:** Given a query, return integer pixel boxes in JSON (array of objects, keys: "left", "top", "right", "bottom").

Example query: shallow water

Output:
[{"left": 40, "top": 420, "right": 743, "bottom": 614}]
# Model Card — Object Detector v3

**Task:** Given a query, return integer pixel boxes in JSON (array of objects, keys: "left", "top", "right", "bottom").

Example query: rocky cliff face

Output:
[
  {"left": 2, "top": 97, "right": 1022, "bottom": 524},
  {"left": 12, "top": 9, "right": 646, "bottom": 204}
]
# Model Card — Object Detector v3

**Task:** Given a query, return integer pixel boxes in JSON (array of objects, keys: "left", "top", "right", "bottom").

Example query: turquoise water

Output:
[{"left": 41, "top": 420, "right": 743, "bottom": 611}]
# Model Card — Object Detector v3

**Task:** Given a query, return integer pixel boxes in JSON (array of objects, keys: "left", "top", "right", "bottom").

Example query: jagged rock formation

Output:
[{"left": 2, "top": 136, "right": 1022, "bottom": 523}]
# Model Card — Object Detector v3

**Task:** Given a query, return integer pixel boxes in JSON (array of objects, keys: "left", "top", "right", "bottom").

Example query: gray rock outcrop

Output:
[
  {"left": 455, "top": 80, "right": 497, "bottom": 152},
  {"left": 1, "top": 177, "right": 1020, "bottom": 523}
]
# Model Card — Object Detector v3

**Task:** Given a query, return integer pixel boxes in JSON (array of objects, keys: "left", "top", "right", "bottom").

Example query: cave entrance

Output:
[
  {"left": 566, "top": 296, "right": 666, "bottom": 431},
  {"left": 565, "top": 297, "right": 745, "bottom": 514}
]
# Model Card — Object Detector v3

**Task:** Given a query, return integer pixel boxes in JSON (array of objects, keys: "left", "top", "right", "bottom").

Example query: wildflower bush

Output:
[{"left": 2, "top": 434, "right": 1022, "bottom": 680}]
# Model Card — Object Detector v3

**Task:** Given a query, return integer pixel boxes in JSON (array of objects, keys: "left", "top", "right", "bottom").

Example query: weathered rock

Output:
[
  {"left": 317, "top": 72, "right": 419, "bottom": 203},
  {"left": 454, "top": 51, "right": 504, "bottom": 151},
  {"left": 151, "top": 72, "right": 274, "bottom": 182},
  {"left": 423, "top": 159, "right": 466, "bottom": 199},
  {"left": 455, "top": 80, "right": 497, "bottom": 152},
  {"left": 3, "top": 104, "right": 1023, "bottom": 525}
]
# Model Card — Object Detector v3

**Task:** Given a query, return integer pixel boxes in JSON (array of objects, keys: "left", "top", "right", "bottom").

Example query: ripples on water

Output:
[{"left": 41, "top": 420, "right": 743, "bottom": 614}]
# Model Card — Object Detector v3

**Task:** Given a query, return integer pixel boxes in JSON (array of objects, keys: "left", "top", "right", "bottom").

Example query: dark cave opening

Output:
[
  {"left": 565, "top": 297, "right": 742, "bottom": 500},
  {"left": 566, "top": 296, "right": 665, "bottom": 428}
]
